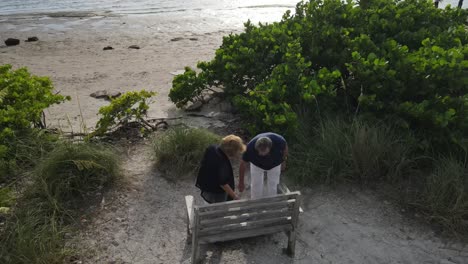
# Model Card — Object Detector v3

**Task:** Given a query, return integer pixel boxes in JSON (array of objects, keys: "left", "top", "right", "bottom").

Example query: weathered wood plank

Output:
[
  {"left": 185, "top": 195, "right": 194, "bottom": 236},
  {"left": 278, "top": 184, "right": 304, "bottom": 213},
  {"left": 191, "top": 207, "right": 200, "bottom": 264},
  {"left": 198, "top": 199, "right": 295, "bottom": 218},
  {"left": 200, "top": 224, "right": 292, "bottom": 243},
  {"left": 200, "top": 208, "right": 291, "bottom": 228},
  {"left": 198, "top": 192, "right": 300, "bottom": 212},
  {"left": 287, "top": 192, "right": 302, "bottom": 257},
  {"left": 199, "top": 217, "right": 291, "bottom": 236}
]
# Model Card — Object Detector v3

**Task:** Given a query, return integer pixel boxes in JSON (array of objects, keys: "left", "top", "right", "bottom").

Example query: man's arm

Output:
[
  {"left": 239, "top": 160, "right": 248, "bottom": 192},
  {"left": 221, "top": 184, "right": 239, "bottom": 200}
]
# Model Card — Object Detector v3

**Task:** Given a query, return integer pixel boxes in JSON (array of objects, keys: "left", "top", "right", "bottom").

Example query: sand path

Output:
[{"left": 73, "top": 142, "right": 468, "bottom": 264}]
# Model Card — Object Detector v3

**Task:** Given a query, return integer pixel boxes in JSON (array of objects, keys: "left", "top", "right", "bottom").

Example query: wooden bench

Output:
[{"left": 185, "top": 186, "right": 301, "bottom": 263}]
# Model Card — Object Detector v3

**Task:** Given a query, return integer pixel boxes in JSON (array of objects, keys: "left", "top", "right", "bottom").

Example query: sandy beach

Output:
[{"left": 0, "top": 13, "right": 239, "bottom": 132}]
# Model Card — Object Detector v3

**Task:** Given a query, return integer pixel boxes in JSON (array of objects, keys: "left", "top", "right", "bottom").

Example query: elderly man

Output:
[{"left": 238, "top": 132, "right": 288, "bottom": 199}]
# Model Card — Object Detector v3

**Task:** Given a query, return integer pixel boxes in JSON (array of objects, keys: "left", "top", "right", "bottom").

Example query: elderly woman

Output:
[{"left": 196, "top": 135, "right": 246, "bottom": 203}]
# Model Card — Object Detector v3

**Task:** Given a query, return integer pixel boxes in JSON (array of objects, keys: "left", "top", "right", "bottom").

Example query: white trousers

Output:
[{"left": 250, "top": 164, "right": 281, "bottom": 199}]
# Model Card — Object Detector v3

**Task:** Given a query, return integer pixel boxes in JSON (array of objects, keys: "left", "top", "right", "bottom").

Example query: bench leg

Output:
[
  {"left": 191, "top": 232, "right": 199, "bottom": 263},
  {"left": 287, "top": 230, "right": 296, "bottom": 257}
]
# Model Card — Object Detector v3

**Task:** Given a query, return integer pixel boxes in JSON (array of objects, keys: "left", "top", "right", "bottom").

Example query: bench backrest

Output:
[{"left": 192, "top": 192, "right": 301, "bottom": 244}]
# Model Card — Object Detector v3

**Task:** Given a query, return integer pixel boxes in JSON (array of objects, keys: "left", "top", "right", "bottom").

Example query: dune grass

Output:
[
  {"left": 287, "top": 118, "right": 416, "bottom": 185},
  {"left": 421, "top": 157, "right": 468, "bottom": 233},
  {"left": 0, "top": 141, "right": 120, "bottom": 264},
  {"left": 286, "top": 117, "right": 467, "bottom": 234},
  {"left": 152, "top": 126, "right": 221, "bottom": 177}
]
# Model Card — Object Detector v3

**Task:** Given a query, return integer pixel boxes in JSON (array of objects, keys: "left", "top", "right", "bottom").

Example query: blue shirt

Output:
[{"left": 242, "top": 132, "right": 287, "bottom": 170}]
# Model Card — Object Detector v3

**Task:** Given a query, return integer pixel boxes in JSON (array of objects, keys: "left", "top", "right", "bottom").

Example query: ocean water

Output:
[
  {"left": 0, "top": 1, "right": 465, "bottom": 34},
  {"left": 0, "top": 0, "right": 297, "bottom": 16},
  {"left": 0, "top": 0, "right": 464, "bottom": 17}
]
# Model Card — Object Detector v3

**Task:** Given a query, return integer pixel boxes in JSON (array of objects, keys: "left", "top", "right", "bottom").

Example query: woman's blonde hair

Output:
[{"left": 220, "top": 134, "right": 246, "bottom": 157}]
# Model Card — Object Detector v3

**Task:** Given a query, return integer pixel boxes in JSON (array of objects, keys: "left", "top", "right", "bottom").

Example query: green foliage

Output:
[
  {"left": 31, "top": 142, "right": 120, "bottom": 210},
  {"left": 0, "top": 129, "right": 59, "bottom": 184},
  {"left": 0, "top": 65, "right": 69, "bottom": 158},
  {"left": 92, "top": 90, "right": 156, "bottom": 137},
  {"left": 421, "top": 157, "right": 468, "bottom": 232},
  {"left": 0, "top": 142, "right": 120, "bottom": 264},
  {"left": 0, "top": 187, "right": 14, "bottom": 208},
  {"left": 170, "top": 0, "right": 468, "bottom": 147},
  {"left": 152, "top": 126, "right": 221, "bottom": 177}
]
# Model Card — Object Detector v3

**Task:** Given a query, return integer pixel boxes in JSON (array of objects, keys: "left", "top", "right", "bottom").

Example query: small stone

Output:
[
  {"left": 103, "top": 46, "right": 114, "bottom": 50},
  {"left": 189, "top": 38, "right": 198, "bottom": 41},
  {"left": 170, "top": 37, "right": 183, "bottom": 42},
  {"left": 90, "top": 90, "right": 108, "bottom": 98},
  {"left": 26, "top": 36, "right": 39, "bottom": 42},
  {"left": 128, "top": 45, "right": 140, "bottom": 49},
  {"left": 111, "top": 241, "right": 119, "bottom": 247},
  {"left": 5, "top": 38, "right": 20, "bottom": 46},
  {"left": 185, "top": 101, "right": 203, "bottom": 112}
]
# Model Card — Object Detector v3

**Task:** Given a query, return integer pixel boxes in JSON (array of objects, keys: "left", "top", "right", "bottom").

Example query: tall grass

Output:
[
  {"left": 1, "top": 129, "right": 59, "bottom": 184},
  {"left": 287, "top": 118, "right": 415, "bottom": 185},
  {"left": 287, "top": 116, "right": 468, "bottom": 234},
  {"left": 0, "top": 141, "right": 120, "bottom": 264},
  {"left": 152, "top": 126, "right": 221, "bottom": 177},
  {"left": 421, "top": 157, "right": 468, "bottom": 233}
]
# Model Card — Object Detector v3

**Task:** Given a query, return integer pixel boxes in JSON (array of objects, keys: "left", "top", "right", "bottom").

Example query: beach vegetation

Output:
[
  {"left": 170, "top": 0, "right": 468, "bottom": 234},
  {"left": 0, "top": 142, "right": 120, "bottom": 264},
  {"left": 90, "top": 90, "right": 156, "bottom": 138},
  {"left": 152, "top": 126, "right": 221, "bottom": 177}
]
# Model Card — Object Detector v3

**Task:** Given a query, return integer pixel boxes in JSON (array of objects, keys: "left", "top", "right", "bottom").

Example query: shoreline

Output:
[{"left": 0, "top": 14, "right": 242, "bottom": 132}]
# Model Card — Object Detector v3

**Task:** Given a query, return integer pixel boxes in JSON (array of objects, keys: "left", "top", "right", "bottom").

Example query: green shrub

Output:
[
  {"left": 152, "top": 127, "right": 221, "bottom": 177},
  {"left": 91, "top": 90, "right": 156, "bottom": 138},
  {"left": 421, "top": 157, "right": 468, "bottom": 232},
  {"left": 170, "top": 0, "right": 468, "bottom": 148},
  {"left": 0, "top": 65, "right": 69, "bottom": 158}
]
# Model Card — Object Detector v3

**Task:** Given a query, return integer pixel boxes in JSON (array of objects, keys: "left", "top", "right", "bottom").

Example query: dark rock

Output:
[
  {"left": 170, "top": 37, "right": 184, "bottom": 42},
  {"left": 90, "top": 90, "right": 108, "bottom": 98},
  {"left": 185, "top": 101, "right": 203, "bottom": 112},
  {"left": 128, "top": 45, "right": 140, "bottom": 49},
  {"left": 26, "top": 36, "right": 39, "bottom": 42},
  {"left": 90, "top": 90, "right": 121, "bottom": 100},
  {"left": 103, "top": 46, "right": 114, "bottom": 50},
  {"left": 189, "top": 38, "right": 198, "bottom": 41},
  {"left": 5, "top": 38, "right": 20, "bottom": 46}
]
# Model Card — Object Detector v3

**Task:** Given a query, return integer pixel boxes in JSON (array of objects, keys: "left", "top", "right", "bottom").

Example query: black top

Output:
[
  {"left": 196, "top": 145, "right": 234, "bottom": 196},
  {"left": 242, "top": 132, "right": 287, "bottom": 170}
]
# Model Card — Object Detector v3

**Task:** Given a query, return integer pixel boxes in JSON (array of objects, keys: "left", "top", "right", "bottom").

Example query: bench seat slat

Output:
[
  {"left": 200, "top": 208, "right": 291, "bottom": 227},
  {"left": 199, "top": 224, "right": 292, "bottom": 243},
  {"left": 197, "top": 192, "right": 300, "bottom": 212},
  {"left": 199, "top": 217, "right": 291, "bottom": 236},
  {"left": 199, "top": 199, "right": 296, "bottom": 218}
]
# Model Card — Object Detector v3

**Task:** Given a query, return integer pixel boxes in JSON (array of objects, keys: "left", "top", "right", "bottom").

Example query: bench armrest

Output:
[
  {"left": 278, "top": 183, "right": 304, "bottom": 213},
  {"left": 185, "top": 195, "right": 194, "bottom": 235}
]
